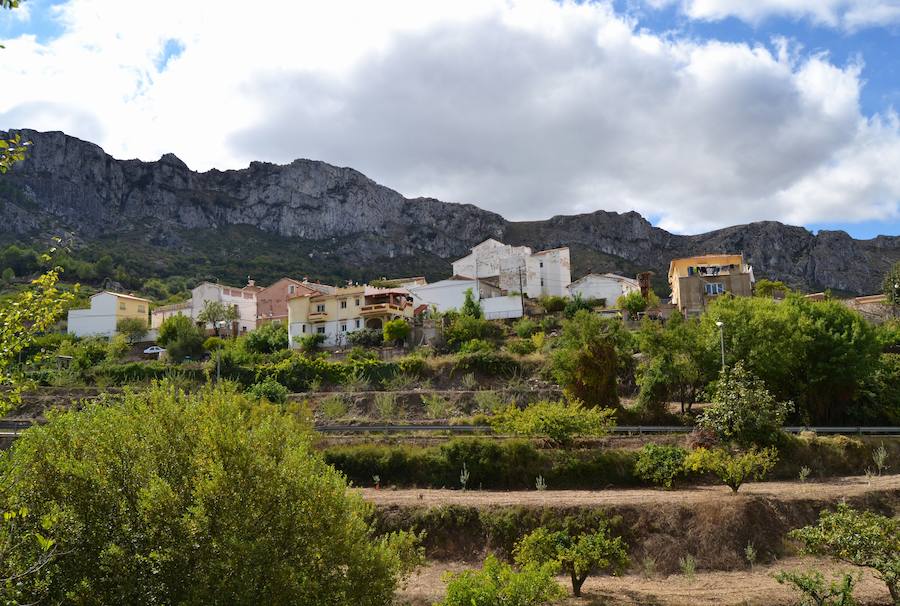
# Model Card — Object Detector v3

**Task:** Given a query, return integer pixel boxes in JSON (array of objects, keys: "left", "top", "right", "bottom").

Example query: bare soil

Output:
[
  {"left": 395, "top": 557, "right": 895, "bottom": 605},
  {"left": 362, "top": 473, "right": 900, "bottom": 508}
]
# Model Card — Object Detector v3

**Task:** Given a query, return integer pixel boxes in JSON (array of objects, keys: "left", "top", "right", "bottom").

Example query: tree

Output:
[
  {"left": 754, "top": 279, "right": 790, "bottom": 298},
  {"left": 196, "top": 300, "right": 239, "bottom": 336},
  {"left": 0, "top": 382, "right": 423, "bottom": 604},
  {"left": 156, "top": 314, "right": 204, "bottom": 362},
  {"left": 789, "top": 503, "right": 899, "bottom": 604},
  {"left": 490, "top": 399, "right": 616, "bottom": 447},
  {"left": 244, "top": 322, "right": 289, "bottom": 354},
  {"left": 383, "top": 318, "right": 411, "bottom": 347},
  {"left": 460, "top": 288, "right": 483, "bottom": 319},
  {"left": 0, "top": 133, "right": 30, "bottom": 173},
  {"left": 698, "top": 362, "right": 793, "bottom": 447},
  {"left": 774, "top": 570, "right": 859, "bottom": 606},
  {"left": 884, "top": 261, "right": 900, "bottom": 308},
  {"left": 116, "top": 317, "right": 148, "bottom": 344},
  {"left": 514, "top": 526, "right": 629, "bottom": 597},
  {"left": 683, "top": 447, "right": 778, "bottom": 493},
  {"left": 617, "top": 290, "right": 659, "bottom": 318},
  {"left": 551, "top": 310, "right": 634, "bottom": 408},
  {"left": 634, "top": 444, "right": 688, "bottom": 489},
  {"left": 0, "top": 268, "right": 76, "bottom": 415},
  {"left": 439, "top": 555, "right": 563, "bottom": 606}
]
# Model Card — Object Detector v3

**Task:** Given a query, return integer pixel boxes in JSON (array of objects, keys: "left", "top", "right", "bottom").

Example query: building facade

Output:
[
  {"left": 451, "top": 238, "right": 571, "bottom": 299},
  {"left": 68, "top": 291, "right": 151, "bottom": 338},
  {"left": 256, "top": 277, "right": 322, "bottom": 325},
  {"left": 409, "top": 277, "right": 521, "bottom": 319},
  {"left": 668, "top": 254, "right": 754, "bottom": 315},
  {"left": 567, "top": 273, "right": 640, "bottom": 305},
  {"left": 150, "top": 280, "right": 260, "bottom": 334}
]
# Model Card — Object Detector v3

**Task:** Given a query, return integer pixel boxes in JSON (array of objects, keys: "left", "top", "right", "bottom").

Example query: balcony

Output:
[
  {"left": 308, "top": 311, "right": 328, "bottom": 320},
  {"left": 360, "top": 303, "right": 403, "bottom": 316}
]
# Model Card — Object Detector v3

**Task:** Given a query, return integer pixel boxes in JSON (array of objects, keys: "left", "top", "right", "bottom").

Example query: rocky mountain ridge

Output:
[{"left": 1, "top": 128, "right": 897, "bottom": 294}]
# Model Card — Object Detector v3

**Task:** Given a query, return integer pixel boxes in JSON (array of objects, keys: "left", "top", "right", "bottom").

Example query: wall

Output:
[
  {"left": 531, "top": 248, "right": 571, "bottom": 298},
  {"left": 191, "top": 282, "right": 258, "bottom": 333},
  {"left": 568, "top": 275, "right": 638, "bottom": 305},
  {"left": 409, "top": 279, "right": 477, "bottom": 313},
  {"left": 482, "top": 295, "right": 523, "bottom": 320},
  {"left": 67, "top": 293, "right": 117, "bottom": 337},
  {"left": 676, "top": 273, "right": 753, "bottom": 315},
  {"left": 257, "top": 278, "right": 318, "bottom": 324}
]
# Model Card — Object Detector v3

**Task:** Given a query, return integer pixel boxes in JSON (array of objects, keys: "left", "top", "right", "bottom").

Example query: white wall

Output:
[
  {"left": 191, "top": 283, "right": 258, "bottom": 333},
  {"left": 288, "top": 317, "right": 363, "bottom": 348},
  {"left": 482, "top": 295, "right": 523, "bottom": 320},
  {"left": 531, "top": 249, "right": 571, "bottom": 297},
  {"left": 67, "top": 292, "right": 118, "bottom": 337},
  {"left": 568, "top": 275, "right": 638, "bottom": 304},
  {"left": 409, "top": 279, "right": 478, "bottom": 313}
]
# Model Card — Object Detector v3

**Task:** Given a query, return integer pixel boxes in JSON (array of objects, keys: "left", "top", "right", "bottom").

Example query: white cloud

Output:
[
  {"left": 0, "top": 0, "right": 898, "bottom": 234},
  {"left": 650, "top": 0, "right": 900, "bottom": 31}
]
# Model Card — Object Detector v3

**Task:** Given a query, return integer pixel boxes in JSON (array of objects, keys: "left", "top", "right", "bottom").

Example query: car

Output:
[{"left": 143, "top": 345, "right": 166, "bottom": 355}]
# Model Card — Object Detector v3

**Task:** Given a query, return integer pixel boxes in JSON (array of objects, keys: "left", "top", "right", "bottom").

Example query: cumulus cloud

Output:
[
  {"left": 0, "top": 0, "right": 898, "bottom": 234},
  {"left": 648, "top": 0, "right": 900, "bottom": 31}
]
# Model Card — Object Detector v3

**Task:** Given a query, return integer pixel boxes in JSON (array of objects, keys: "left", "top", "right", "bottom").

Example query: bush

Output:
[
  {"left": 347, "top": 328, "right": 384, "bottom": 347},
  {"left": 438, "top": 555, "right": 563, "bottom": 606},
  {"left": 539, "top": 295, "right": 567, "bottom": 313},
  {"left": 789, "top": 503, "right": 899, "bottom": 603},
  {"left": 514, "top": 525, "right": 628, "bottom": 597},
  {"left": 490, "top": 399, "right": 616, "bottom": 447},
  {"left": 0, "top": 382, "right": 422, "bottom": 604},
  {"left": 460, "top": 288, "right": 483, "bottom": 319},
  {"left": 396, "top": 354, "right": 427, "bottom": 377},
  {"left": 116, "top": 317, "right": 148, "bottom": 343},
  {"left": 203, "top": 336, "right": 226, "bottom": 351},
  {"left": 684, "top": 447, "right": 779, "bottom": 492},
  {"left": 244, "top": 322, "right": 289, "bottom": 354},
  {"left": 383, "top": 319, "right": 411, "bottom": 346},
  {"left": 617, "top": 290, "right": 659, "bottom": 317},
  {"left": 459, "top": 338, "right": 495, "bottom": 354},
  {"left": 105, "top": 334, "right": 129, "bottom": 363},
  {"left": 444, "top": 316, "right": 502, "bottom": 351},
  {"left": 452, "top": 350, "right": 520, "bottom": 377},
  {"left": 295, "top": 333, "right": 325, "bottom": 353},
  {"left": 698, "top": 362, "right": 793, "bottom": 447},
  {"left": 774, "top": 570, "right": 859, "bottom": 606},
  {"left": 246, "top": 377, "right": 289, "bottom": 404},
  {"left": 513, "top": 318, "right": 540, "bottom": 338},
  {"left": 157, "top": 314, "right": 204, "bottom": 363},
  {"left": 564, "top": 294, "right": 604, "bottom": 319},
  {"left": 505, "top": 338, "right": 536, "bottom": 355},
  {"left": 633, "top": 444, "right": 687, "bottom": 489}
]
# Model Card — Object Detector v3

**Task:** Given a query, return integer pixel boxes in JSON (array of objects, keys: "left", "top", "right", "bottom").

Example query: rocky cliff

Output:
[{"left": 1, "top": 129, "right": 897, "bottom": 294}]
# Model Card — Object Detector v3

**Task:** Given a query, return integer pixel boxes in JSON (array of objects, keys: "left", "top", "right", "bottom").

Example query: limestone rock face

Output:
[{"left": 1, "top": 129, "right": 897, "bottom": 294}]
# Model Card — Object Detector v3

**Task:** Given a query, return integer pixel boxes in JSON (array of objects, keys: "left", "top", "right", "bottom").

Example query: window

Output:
[
  {"left": 355, "top": 298, "right": 360, "bottom": 306},
  {"left": 705, "top": 283, "right": 725, "bottom": 295},
  {"left": 119, "top": 302, "right": 126, "bottom": 310},
  {"left": 340, "top": 300, "right": 347, "bottom": 309},
  {"left": 539, "top": 261, "right": 543, "bottom": 268},
  {"left": 340, "top": 323, "right": 347, "bottom": 332},
  {"left": 541, "top": 279, "right": 544, "bottom": 286},
  {"left": 301, "top": 325, "right": 307, "bottom": 333},
  {"left": 137, "top": 305, "right": 145, "bottom": 313},
  {"left": 355, "top": 319, "right": 361, "bottom": 329},
  {"left": 316, "top": 326, "right": 325, "bottom": 334},
  {"left": 316, "top": 304, "right": 325, "bottom": 313},
  {"left": 289, "top": 285, "right": 295, "bottom": 294}
]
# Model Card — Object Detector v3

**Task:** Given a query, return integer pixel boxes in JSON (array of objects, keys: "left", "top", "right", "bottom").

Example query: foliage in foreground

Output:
[
  {"left": 514, "top": 525, "right": 629, "bottom": 597},
  {"left": 774, "top": 570, "right": 859, "bottom": 606},
  {"left": 438, "top": 554, "right": 563, "bottom": 606},
  {"left": 490, "top": 399, "right": 616, "bottom": 447},
  {"left": 789, "top": 504, "right": 899, "bottom": 604},
  {"left": 683, "top": 447, "right": 778, "bottom": 492},
  {"left": 633, "top": 444, "right": 687, "bottom": 489},
  {"left": 0, "top": 382, "right": 421, "bottom": 605}
]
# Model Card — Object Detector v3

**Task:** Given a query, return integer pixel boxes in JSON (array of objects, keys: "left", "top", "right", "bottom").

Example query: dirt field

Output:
[
  {"left": 362, "top": 473, "right": 900, "bottom": 508},
  {"left": 395, "top": 557, "right": 894, "bottom": 605}
]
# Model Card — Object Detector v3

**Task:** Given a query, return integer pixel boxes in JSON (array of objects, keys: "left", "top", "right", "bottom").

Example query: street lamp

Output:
[
  {"left": 715, "top": 320, "right": 725, "bottom": 370},
  {"left": 215, "top": 320, "right": 227, "bottom": 381}
]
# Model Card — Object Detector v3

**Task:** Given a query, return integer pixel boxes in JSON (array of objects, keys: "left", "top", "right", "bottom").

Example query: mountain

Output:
[{"left": 1, "top": 128, "right": 898, "bottom": 295}]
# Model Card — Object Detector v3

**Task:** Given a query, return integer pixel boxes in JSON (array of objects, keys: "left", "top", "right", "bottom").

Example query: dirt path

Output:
[
  {"left": 396, "top": 557, "right": 894, "bottom": 605},
  {"left": 363, "top": 473, "right": 900, "bottom": 508}
]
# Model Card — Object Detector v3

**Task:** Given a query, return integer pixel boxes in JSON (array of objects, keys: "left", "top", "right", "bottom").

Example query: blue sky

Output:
[{"left": 2, "top": 0, "right": 899, "bottom": 238}]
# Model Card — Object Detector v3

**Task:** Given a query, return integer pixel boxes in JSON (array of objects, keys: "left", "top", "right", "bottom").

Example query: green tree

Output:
[
  {"left": 439, "top": 555, "right": 563, "bottom": 606},
  {"left": 196, "top": 300, "right": 239, "bottom": 336},
  {"left": 683, "top": 447, "right": 778, "bottom": 493},
  {"left": 884, "top": 261, "right": 900, "bottom": 308},
  {"left": 753, "top": 279, "right": 790, "bottom": 298},
  {"left": 0, "top": 268, "right": 76, "bottom": 415},
  {"left": 383, "top": 318, "right": 411, "bottom": 347},
  {"left": 774, "top": 570, "right": 859, "bottom": 606},
  {"left": 0, "top": 382, "right": 422, "bottom": 604},
  {"left": 698, "top": 361, "right": 793, "bottom": 447},
  {"left": 461, "top": 288, "right": 483, "bottom": 319},
  {"left": 551, "top": 310, "right": 633, "bottom": 408},
  {"left": 244, "top": 322, "right": 289, "bottom": 354},
  {"left": 617, "top": 290, "right": 659, "bottom": 318},
  {"left": 156, "top": 314, "right": 204, "bottom": 362},
  {"left": 0, "top": 133, "right": 29, "bottom": 173},
  {"left": 789, "top": 503, "right": 899, "bottom": 604},
  {"left": 514, "top": 526, "right": 629, "bottom": 597},
  {"left": 116, "top": 317, "right": 148, "bottom": 344},
  {"left": 490, "top": 399, "right": 616, "bottom": 447},
  {"left": 633, "top": 444, "right": 688, "bottom": 489}
]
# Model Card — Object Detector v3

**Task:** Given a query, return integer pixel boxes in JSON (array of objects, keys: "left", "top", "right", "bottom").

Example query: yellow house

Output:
[
  {"left": 287, "top": 285, "right": 414, "bottom": 347},
  {"left": 67, "top": 291, "right": 151, "bottom": 337},
  {"left": 668, "top": 253, "right": 754, "bottom": 316}
]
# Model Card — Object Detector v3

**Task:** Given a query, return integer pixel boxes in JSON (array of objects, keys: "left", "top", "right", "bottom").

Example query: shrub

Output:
[
  {"left": 514, "top": 525, "right": 628, "bottom": 597},
  {"left": 444, "top": 316, "right": 501, "bottom": 350},
  {"left": 105, "top": 334, "right": 129, "bottom": 362},
  {"left": 258, "top": 354, "right": 344, "bottom": 391},
  {"left": 438, "top": 555, "right": 562, "bottom": 606},
  {"left": 460, "top": 288, "right": 483, "bottom": 319},
  {"left": 474, "top": 390, "right": 505, "bottom": 413},
  {"left": 564, "top": 293, "right": 604, "bottom": 319},
  {"left": 374, "top": 392, "right": 399, "bottom": 419},
  {"left": 774, "top": 570, "right": 859, "bottom": 606},
  {"left": 116, "top": 317, "right": 148, "bottom": 343},
  {"left": 203, "top": 336, "right": 226, "bottom": 351},
  {"left": 633, "top": 444, "right": 687, "bottom": 488},
  {"left": 423, "top": 394, "right": 451, "bottom": 419},
  {"left": 383, "top": 319, "right": 411, "bottom": 346},
  {"left": 246, "top": 377, "right": 289, "bottom": 404},
  {"left": 539, "top": 295, "right": 566, "bottom": 313},
  {"left": 684, "top": 447, "right": 779, "bottom": 492},
  {"left": 617, "top": 290, "right": 659, "bottom": 317},
  {"left": 295, "top": 333, "right": 325, "bottom": 353},
  {"left": 459, "top": 338, "right": 495, "bottom": 354},
  {"left": 347, "top": 328, "right": 384, "bottom": 347},
  {"left": 789, "top": 503, "right": 899, "bottom": 603},
  {"left": 505, "top": 338, "right": 536, "bottom": 355},
  {"left": 513, "top": 318, "right": 539, "bottom": 338},
  {"left": 396, "top": 354, "right": 427, "bottom": 377},
  {"left": 319, "top": 394, "right": 349, "bottom": 420},
  {"left": 0, "top": 382, "right": 422, "bottom": 604},
  {"left": 244, "top": 322, "right": 289, "bottom": 354},
  {"left": 698, "top": 362, "right": 793, "bottom": 447},
  {"left": 452, "top": 350, "right": 520, "bottom": 377},
  {"left": 157, "top": 314, "right": 204, "bottom": 363},
  {"left": 490, "top": 399, "right": 616, "bottom": 447}
]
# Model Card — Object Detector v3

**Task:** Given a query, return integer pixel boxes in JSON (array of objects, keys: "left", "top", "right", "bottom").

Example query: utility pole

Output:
[
  {"left": 517, "top": 265, "right": 525, "bottom": 316},
  {"left": 716, "top": 321, "right": 725, "bottom": 370}
]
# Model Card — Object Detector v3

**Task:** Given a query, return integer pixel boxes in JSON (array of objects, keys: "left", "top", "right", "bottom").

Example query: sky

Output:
[{"left": 1, "top": 0, "right": 900, "bottom": 238}]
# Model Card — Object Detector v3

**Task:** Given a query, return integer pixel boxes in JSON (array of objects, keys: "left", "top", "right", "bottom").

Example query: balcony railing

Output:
[
  {"left": 308, "top": 311, "right": 328, "bottom": 320},
  {"left": 360, "top": 303, "right": 403, "bottom": 315}
]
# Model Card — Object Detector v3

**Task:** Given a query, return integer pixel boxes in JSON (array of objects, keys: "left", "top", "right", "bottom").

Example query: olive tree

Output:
[{"left": 0, "top": 382, "right": 422, "bottom": 605}]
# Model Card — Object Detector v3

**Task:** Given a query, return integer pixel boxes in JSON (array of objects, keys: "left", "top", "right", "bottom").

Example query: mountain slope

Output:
[{"left": 1, "top": 128, "right": 897, "bottom": 295}]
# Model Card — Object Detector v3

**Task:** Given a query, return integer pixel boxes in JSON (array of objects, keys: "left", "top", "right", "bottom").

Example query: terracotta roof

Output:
[{"left": 96, "top": 291, "right": 152, "bottom": 303}]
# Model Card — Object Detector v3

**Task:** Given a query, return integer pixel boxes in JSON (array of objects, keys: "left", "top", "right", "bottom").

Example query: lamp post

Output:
[
  {"left": 215, "top": 320, "right": 226, "bottom": 381},
  {"left": 715, "top": 320, "right": 725, "bottom": 370}
]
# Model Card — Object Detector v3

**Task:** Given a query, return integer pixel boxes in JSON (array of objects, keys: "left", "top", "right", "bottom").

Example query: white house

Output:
[
  {"left": 67, "top": 291, "right": 151, "bottom": 338},
  {"left": 150, "top": 279, "right": 261, "bottom": 334},
  {"left": 567, "top": 273, "right": 639, "bottom": 306},
  {"left": 451, "top": 239, "right": 571, "bottom": 299},
  {"left": 409, "top": 277, "right": 522, "bottom": 320}
]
